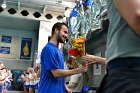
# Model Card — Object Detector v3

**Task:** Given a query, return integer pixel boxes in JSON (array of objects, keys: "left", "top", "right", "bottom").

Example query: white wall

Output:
[
  {"left": 0, "top": 28, "right": 37, "bottom": 70},
  {"left": 0, "top": 8, "right": 64, "bottom": 69}
]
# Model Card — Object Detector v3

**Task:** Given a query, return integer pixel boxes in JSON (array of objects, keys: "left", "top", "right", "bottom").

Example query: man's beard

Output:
[{"left": 57, "top": 34, "right": 68, "bottom": 44}]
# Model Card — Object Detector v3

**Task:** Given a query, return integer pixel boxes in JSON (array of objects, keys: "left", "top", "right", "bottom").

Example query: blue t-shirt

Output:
[
  {"left": 38, "top": 42, "right": 65, "bottom": 93},
  {"left": 0, "top": 86, "right": 2, "bottom": 92}
]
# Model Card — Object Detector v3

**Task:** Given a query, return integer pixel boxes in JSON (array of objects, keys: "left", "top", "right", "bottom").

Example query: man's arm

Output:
[
  {"left": 51, "top": 65, "right": 87, "bottom": 77},
  {"left": 81, "top": 54, "right": 106, "bottom": 66},
  {"left": 66, "top": 75, "right": 78, "bottom": 89},
  {"left": 67, "top": 82, "right": 77, "bottom": 89},
  {"left": 113, "top": 0, "right": 140, "bottom": 36}
]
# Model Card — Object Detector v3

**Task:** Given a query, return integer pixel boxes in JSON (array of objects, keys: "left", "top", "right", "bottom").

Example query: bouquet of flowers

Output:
[
  {"left": 68, "top": 36, "right": 86, "bottom": 64},
  {"left": 68, "top": 36, "right": 89, "bottom": 82}
]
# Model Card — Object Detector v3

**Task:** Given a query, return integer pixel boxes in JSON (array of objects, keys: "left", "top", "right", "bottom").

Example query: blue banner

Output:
[
  {"left": 20, "top": 38, "right": 32, "bottom": 60},
  {"left": 1, "top": 36, "right": 12, "bottom": 43},
  {"left": 0, "top": 46, "right": 10, "bottom": 54}
]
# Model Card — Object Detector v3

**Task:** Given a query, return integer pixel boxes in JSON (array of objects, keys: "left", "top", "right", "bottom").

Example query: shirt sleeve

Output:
[{"left": 70, "top": 74, "right": 79, "bottom": 83}]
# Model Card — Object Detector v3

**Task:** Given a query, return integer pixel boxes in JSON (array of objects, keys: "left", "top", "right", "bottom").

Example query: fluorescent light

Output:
[
  {"left": 1, "top": 0, "right": 6, "bottom": 9},
  {"left": 62, "top": 1, "right": 74, "bottom": 7},
  {"left": 1, "top": 4, "right": 6, "bottom": 9}
]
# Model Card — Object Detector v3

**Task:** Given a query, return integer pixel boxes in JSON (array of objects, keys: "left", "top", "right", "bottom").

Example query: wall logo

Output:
[{"left": 20, "top": 38, "right": 32, "bottom": 60}]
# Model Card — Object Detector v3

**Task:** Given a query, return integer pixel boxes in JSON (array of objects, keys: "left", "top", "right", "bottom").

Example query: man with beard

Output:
[{"left": 38, "top": 22, "right": 88, "bottom": 93}]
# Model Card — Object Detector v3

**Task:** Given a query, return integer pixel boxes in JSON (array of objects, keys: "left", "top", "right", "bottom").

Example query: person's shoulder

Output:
[
  {"left": 43, "top": 43, "right": 53, "bottom": 50},
  {"left": 71, "top": 74, "right": 79, "bottom": 77},
  {"left": 46, "top": 42, "right": 57, "bottom": 49},
  {"left": 43, "top": 43, "right": 57, "bottom": 53},
  {"left": 76, "top": 73, "right": 83, "bottom": 77}
]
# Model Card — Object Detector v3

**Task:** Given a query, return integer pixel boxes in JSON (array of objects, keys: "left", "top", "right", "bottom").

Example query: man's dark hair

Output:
[{"left": 51, "top": 22, "right": 68, "bottom": 36}]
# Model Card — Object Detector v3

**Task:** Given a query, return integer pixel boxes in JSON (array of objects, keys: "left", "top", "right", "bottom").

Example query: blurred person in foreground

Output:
[
  {"left": 81, "top": 0, "right": 140, "bottom": 93},
  {"left": 38, "top": 22, "right": 88, "bottom": 93}
]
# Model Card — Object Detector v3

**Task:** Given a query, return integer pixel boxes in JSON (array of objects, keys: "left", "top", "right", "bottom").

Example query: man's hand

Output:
[
  {"left": 78, "top": 63, "right": 88, "bottom": 73},
  {"left": 81, "top": 54, "right": 97, "bottom": 65},
  {"left": 81, "top": 54, "right": 106, "bottom": 66}
]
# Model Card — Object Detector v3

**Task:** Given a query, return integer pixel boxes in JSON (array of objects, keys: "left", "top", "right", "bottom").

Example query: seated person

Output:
[{"left": 66, "top": 57, "right": 83, "bottom": 93}]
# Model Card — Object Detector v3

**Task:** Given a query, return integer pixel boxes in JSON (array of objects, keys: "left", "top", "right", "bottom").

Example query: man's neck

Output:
[{"left": 49, "top": 37, "right": 59, "bottom": 46}]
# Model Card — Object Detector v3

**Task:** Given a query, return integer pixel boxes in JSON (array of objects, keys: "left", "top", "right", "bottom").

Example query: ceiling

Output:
[
  {"left": 1, "top": 0, "right": 76, "bottom": 13},
  {"left": 0, "top": 0, "right": 76, "bottom": 31}
]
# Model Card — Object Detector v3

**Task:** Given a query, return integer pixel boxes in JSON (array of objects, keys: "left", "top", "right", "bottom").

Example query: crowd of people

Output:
[
  {"left": 0, "top": 61, "right": 41, "bottom": 93},
  {"left": 18, "top": 64, "right": 40, "bottom": 93},
  {"left": 0, "top": 62, "right": 12, "bottom": 93}
]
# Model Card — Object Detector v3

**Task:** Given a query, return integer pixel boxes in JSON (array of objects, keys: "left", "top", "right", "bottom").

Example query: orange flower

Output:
[
  {"left": 69, "top": 48, "right": 79, "bottom": 56},
  {"left": 71, "top": 36, "right": 86, "bottom": 48}
]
